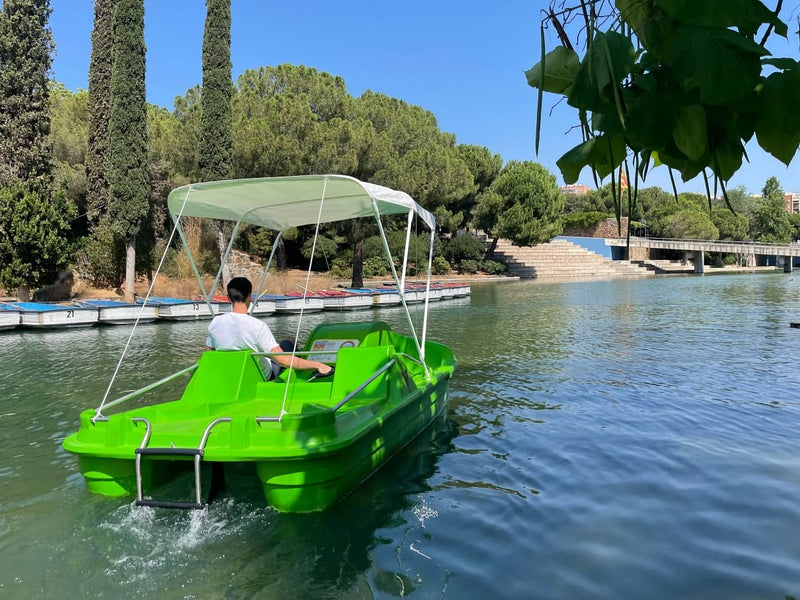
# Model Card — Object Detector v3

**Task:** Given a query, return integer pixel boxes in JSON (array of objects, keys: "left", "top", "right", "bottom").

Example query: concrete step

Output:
[{"left": 491, "top": 238, "right": 653, "bottom": 279}]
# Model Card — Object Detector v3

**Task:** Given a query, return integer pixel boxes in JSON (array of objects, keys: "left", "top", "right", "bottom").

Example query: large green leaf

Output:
[
  {"left": 755, "top": 65, "right": 800, "bottom": 165},
  {"left": 671, "top": 26, "right": 765, "bottom": 105},
  {"left": 673, "top": 105, "right": 708, "bottom": 161},
  {"left": 557, "top": 138, "right": 596, "bottom": 184},
  {"left": 654, "top": 0, "right": 787, "bottom": 38},
  {"left": 525, "top": 46, "right": 581, "bottom": 95},
  {"left": 556, "top": 134, "right": 626, "bottom": 184},
  {"left": 567, "top": 31, "right": 635, "bottom": 112}
]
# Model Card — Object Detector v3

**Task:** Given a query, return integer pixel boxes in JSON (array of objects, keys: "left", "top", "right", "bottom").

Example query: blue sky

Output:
[{"left": 48, "top": 0, "right": 800, "bottom": 195}]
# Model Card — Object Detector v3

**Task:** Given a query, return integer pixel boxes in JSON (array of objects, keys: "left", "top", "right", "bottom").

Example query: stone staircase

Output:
[{"left": 491, "top": 238, "right": 654, "bottom": 279}]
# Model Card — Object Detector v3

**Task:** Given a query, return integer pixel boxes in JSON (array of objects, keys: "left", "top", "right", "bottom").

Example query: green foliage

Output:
[
  {"left": 490, "top": 161, "right": 564, "bottom": 246},
  {"left": 86, "top": 0, "right": 112, "bottom": 223},
  {"left": 660, "top": 209, "right": 719, "bottom": 240},
  {"left": 0, "top": 0, "right": 54, "bottom": 185},
  {"left": 235, "top": 226, "right": 273, "bottom": 259},
  {"left": 751, "top": 176, "right": 792, "bottom": 243},
  {"left": 107, "top": 0, "right": 149, "bottom": 241},
  {"left": 77, "top": 217, "right": 124, "bottom": 286},
  {"left": 787, "top": 213, "right": 800, "bottom": 242},
  {"left": 432, "top": 255, "right": 451, "bottom": 275},
  {"left": 199, "top": 0, "right": 232, "bottom": 181},
  {"left": 363, "top": 256, "right": 389, "bottom": 278},
  {"left": 300, "top": 234, "right": 338, "bottom": 262},
  {"left": 562, "top": 211, "right": 612, "bottom": 229},
  {"left": 444, "top": 233, "right": 485, "bottom": 263},
  {"left": 711, "top": 208, "right": 750, "bottom": 241},
  {"left": 481, "top": 259, "right": 507, "bottom": 275},
  {"left": 528, "top": 1, "right": 800, "bottom": 225},
  {"left": 0, "top": 180, "right": 76, "bottom": 291},
  {"left": 458, "top": 259, "right": 479, "bottom": 274}
]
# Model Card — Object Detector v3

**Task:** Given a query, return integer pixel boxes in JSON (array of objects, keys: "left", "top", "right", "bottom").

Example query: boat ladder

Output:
[{"left": 132, "top": 416, "right": 231, "bottom": 510}]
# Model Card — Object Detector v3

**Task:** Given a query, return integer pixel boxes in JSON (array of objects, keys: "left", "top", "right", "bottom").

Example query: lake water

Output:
[{"left": 2, "top": 273, "right": 800, "bottom": 599}]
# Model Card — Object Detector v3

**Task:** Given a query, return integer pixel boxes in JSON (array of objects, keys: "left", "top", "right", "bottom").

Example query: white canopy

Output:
[{"left": 167, "top": 174, "right": 436, "bottom": 231}]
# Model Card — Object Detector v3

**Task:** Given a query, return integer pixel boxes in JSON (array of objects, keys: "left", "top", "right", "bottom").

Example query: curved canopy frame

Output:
[{"left": 167, "top": 174, "right": 435, "bottom": 231}]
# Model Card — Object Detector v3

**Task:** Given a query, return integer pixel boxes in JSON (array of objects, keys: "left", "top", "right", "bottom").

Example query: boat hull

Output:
[
  {"left": 14, "top": 305, "right": 99, "bottom": 328},
  {"left": 0, "top": 310, "right": 20, "bottom": 330},
  {"left": 63, "top": 321, "right": 455, "bottom": 512}
]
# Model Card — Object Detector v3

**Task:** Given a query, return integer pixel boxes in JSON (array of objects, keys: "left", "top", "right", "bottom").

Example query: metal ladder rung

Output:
[
  {"left": 136, "top": 447, "right": 203, "bottom": 457},
  {"left": 131, "top": 416, "right": 231, "bottom": 510},
  {"left": 135, "top": 499, "right": 205, "bottom": 510}
]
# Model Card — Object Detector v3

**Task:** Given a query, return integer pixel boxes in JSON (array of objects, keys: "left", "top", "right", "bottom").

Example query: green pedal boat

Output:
[{"left": 63, "top": 175, "right": 457, "bottom": 512}]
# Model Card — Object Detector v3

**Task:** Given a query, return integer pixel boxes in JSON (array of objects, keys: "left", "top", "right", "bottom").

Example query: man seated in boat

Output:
[{"left": 206, "top": 277, "right": 333, "bottom": 380}]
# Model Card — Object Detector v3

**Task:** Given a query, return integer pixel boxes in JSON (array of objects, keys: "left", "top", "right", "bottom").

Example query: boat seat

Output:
[
  {"left": 330, "top": 345, "right": 394, "bottom": 407},
  {"left": 182, "top": 350, "right": 265, "bottom": 404}
]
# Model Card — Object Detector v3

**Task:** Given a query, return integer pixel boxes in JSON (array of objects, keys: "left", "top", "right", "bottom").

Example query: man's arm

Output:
[{"left": 270, "top": 345, "right": 333, "bottom": 374}]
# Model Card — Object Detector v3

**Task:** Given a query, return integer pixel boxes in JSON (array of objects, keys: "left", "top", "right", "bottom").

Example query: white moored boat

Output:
[
  {"left": 141, "top": 297, "right": 219, "bottom": 320},
  {"left": 213, "top": 296, "right": 276, "bottom": 316},
  {"left": 258, "top": 294, "right": 324, "bottom": 314},
  {"left": 0, "top": 305, "right": 20, "bottom": 330},
  {"left": 75, "top": 299, "right": 159, "bottom": 325},
  {"left": 7, "top": 302, "right": 98, "bottom": 328},
  {"left": 318, "top": 290, "right": 374, "bottom": 311}
]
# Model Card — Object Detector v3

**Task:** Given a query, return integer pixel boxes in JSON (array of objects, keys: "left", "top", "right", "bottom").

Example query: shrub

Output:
[
  {"left": 330, "top": 264, "right": 352, "bottom": 279},
  {"left": 363, "top": 256, "right": 390, "bottom": 278},
  {"left": 432, "top": 256, "right": 451, "bottom": 275},
  {"left": 458, "top": 259, "right": 479, "bottom": 274},
  {"left": 481, "top": 259, "right": 506, "bottom": 275},
  {"left": 562, "top": 211, "right": 612, "bottom": 229},
  {"left": 444, "top": 233, "right": 485, "bottom": 263}
]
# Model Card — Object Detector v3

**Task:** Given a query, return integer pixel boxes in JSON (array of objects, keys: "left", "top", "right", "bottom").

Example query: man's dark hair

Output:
[{"left": 227, "top": 277, "right": 252, "bottom": 304}]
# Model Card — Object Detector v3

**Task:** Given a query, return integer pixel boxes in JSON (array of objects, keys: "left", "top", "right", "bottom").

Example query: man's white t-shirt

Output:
[{"left": 206, "top": 312, "right": 279, "bottom": 375}]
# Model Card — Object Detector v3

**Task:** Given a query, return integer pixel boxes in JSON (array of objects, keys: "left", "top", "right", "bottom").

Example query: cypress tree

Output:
[
  {"left": 0, "top": 0, "right": 54, "bottom": 184},
  {"left": 107, "top": 0, "right": 148, "bottom": 301},
  {"left": 86, "top": 0, "right": 113, "bottom": 224},
  {"left": 200, "top": 0, "right": 232, "bottom": 181},
  {"left": 0, "top": 0, "right": 74, "bottom": 299},
  {"left": 200, "top": 0, "right": 233, "bottom": 287}
]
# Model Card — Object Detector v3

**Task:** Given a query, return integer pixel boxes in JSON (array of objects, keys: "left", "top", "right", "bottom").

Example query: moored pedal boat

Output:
[
  {"left": 141, "top": 297, "right": 219, "bottom": 320},
  {"left": 0, "top": 305, "right": 20, "bottom": 330},
  {"left": 63, "top": 175, "right": 456, "bottom": 512},
  {"left": 75, "top": 299, "right": 159, "bottom": 325},
  {"left": 7, "top": 301, "right": 98, "bottom": 328},
  {"left": 318, "top": 289, "right": 374, "bottom": 311},
  {"left": 259, "top": 293, "right": 324, "bottom": 314}
]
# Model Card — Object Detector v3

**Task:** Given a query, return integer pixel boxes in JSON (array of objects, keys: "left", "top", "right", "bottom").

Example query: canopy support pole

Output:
[
  {"left": 420, "top": 227, "right": 435, "bottom": 372},
  {"left": 97, "top": 188, "right": 194, "bottom": 414},
  {"left": 400, "top": 210, "right": 414, "bottom": 294},
  {"left": 372, "top": 202, "right": 426, "bottom": 369},
  {"left": 205, "top": 220, "right": 243, "bottom": 313},
  {"left": 251, "top": 231, "right": 283, "bottom": 315}
]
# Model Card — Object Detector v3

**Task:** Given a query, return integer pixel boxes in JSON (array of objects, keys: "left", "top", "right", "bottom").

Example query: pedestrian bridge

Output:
[{"left": 605, "top": 237, "right": 800, "bottom": 273}]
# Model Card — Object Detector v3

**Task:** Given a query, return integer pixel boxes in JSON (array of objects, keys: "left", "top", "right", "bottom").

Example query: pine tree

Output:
[
  {"left": 86, "top": 0, "right": 113, "bottom": 224},
  {"left": 0, "top": 0, "right": 54, "bottom": 184},
  {"left": 107, "top": 0, "right": 149, "bottom": 301},
  {"left": 200, "top": 0, "right": 233, "bottom": 288}
]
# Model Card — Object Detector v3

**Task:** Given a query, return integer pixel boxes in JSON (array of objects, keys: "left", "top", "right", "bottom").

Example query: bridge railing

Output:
[{"left": 606, "top": 236, "right": 800, "bottom": 254}]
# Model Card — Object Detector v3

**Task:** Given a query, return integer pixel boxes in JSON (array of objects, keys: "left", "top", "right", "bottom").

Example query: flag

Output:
[{"left": 619, "top": 169, "right": 629, "bottom": 191}]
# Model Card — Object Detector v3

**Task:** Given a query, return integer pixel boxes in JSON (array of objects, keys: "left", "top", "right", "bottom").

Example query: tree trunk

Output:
[
  {"left": 483, "top": 236, "right": 499, "bottom": 261},
  {"left": 276, "top": 237, "right": 287, "bottom": 271},
  {"left": 124, "top": 236, "right": 136, "bottom": 302},
  {"left": 16, "top": 285, "right": 30, "bottom": 302},
  {"left": 351, "top": 239, "right": 364, "bottom": 289},
  {"left": 215, "top": 220, "right": 231, "bottom": 292}
]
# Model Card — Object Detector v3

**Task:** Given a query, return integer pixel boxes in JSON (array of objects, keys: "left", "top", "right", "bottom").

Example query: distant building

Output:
[
  {"left": 785, "top": 192, "right": 800, "bottom": 213},
  {"left": 561, "top": 184, "right": 590, "bottom": 196}
]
